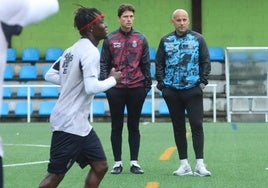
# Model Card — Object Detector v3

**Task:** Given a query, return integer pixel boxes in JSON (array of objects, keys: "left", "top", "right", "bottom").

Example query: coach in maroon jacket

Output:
[{"left": 100, "top": 3, "right": 151, "bottom": 175}]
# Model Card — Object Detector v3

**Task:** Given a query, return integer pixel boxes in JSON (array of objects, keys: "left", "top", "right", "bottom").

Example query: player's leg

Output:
[
  {"left": 185, "top": 86, "right": 211, "bottom": 176},
  {"left": 39, "top": 131, "right": 82, "bottom": 187},
  {"left": 0, "top": 157, "right": 2, "bottom": 188},
  {"left": 0, "top": 137, "right": 3, "bottom": 188},
  {"left": 162, "top": 88, "right": 193, "bottom": 176},
  {"left": 78, "top": 130, "right": 108, "bottom": 188},
  {"left": 106, "top": 88, "right": 125, "bottom": 173},
  {"left": 162, "top": 88, "right": 188, "bottom": 159},
  {"left": 185, "top": 86, "right": 204, "bottom": 159},
  {"left": 125, "top": 87, "right": 146, "bottom": 174},
  {"left": 84, "top": 161, "right": 108, "bottom": 188},
  {"left": 38, "top": 173, "right": 64, "bottom": 188}
]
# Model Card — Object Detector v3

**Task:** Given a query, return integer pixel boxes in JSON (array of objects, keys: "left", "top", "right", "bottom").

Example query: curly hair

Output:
[{"left": 74, "top": 6, "right": 103, "bottom": 36}]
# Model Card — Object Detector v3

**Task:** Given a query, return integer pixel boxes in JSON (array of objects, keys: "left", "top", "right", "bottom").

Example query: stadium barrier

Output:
[{"left": 2, "top": 83, "right": 217, "bottom": 123}]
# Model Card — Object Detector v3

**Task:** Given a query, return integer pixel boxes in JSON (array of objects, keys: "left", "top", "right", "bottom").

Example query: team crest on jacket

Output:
[{"left": 132, "top": 40, "right": 137, "bottom": 48}]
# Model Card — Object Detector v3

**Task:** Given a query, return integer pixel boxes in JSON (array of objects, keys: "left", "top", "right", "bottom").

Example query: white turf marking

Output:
[
  {"left": 4, "top": 143, "right": 50, "bottom": 148},
  {"left": 265, "top": 168, "right": 268, "bottom": 170},
  {"left": 4, "top": 160, "right": 49, "bottom": 167},
  {"left": 3, "top": 143, "right": 50, "bottom": 168}
]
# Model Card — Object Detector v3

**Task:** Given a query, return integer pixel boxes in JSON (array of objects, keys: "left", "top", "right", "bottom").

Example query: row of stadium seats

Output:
[
  {"left": 0, "top": 100, "right": 170, "bottom": 117},
  {"left": 4, "top": 46, "right": 226, "bottom": 81},
  {"left": 3, "top": 86, "right": 161, "bottom": 99},
  {"left": 4, "top": 64, "right": 51, "bottom": 81},
  {"left": 7, "top": 47, "right": 155, "bottom": 63},
  {"left": 4, "top": 64, "right": 157, "bottom": 81},
  {"left": 3, "top": 86, "right": 59, "bottom": 98},
  {"left": 7, "top": 46, "right": 226, "bottom": 64},
  {"left": 7, "top": 47, "right": 63, "bottom": 63},
  {"left": 4, "top": 63, "right": 157, "bottom": 81},
  {"left": 3, "top": 87, "right": 159, "bottom": 99}
]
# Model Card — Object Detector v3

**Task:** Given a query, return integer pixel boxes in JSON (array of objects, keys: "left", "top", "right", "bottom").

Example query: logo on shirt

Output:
[
  {"left": 132, "top": 40, "right": 137, "bottom": 48},
  {"left": 62, "top": 52, "right": 73, "bottom": 74},
  {"left": 113, "top": 42, "right": 121, "bottom": 48}
]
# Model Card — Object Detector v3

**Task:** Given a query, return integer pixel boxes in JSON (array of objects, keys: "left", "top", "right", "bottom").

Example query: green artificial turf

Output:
[{"left": 1, "top": 122, "right": 268, "bottom": 188}]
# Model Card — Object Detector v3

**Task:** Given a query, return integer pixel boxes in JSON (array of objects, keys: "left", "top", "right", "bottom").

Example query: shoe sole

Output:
[
  {"left": 173, "top": 171, "right": 193, "bottom": 176},
  {"left": 111, "top": 172, "right": 122, "bottom": 175},
  {"left": 130, "top": 171, "right": 144, "bottom": 174},
  {"left": 194, "top": 172, "right": 211, "bottom": 177}
]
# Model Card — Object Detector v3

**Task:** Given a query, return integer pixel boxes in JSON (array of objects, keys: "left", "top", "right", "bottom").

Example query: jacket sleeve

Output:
[
  {"left": 100, "top": 39, "right": 112, "bottom": 80},
  {"left": 198, "top": 36, "right": 211, "bottom": 86},
  {"left": 155, "top": 38, "right": 166, "bottom": 90},
  {"left": 140, "top": 37, "right": 152, "bottom": 92}
]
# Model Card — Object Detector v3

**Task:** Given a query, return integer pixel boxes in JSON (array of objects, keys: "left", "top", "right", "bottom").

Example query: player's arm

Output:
[
  {"left": 84, "top": 68, "right": 122, "bottom": 95},
  {"left": 45, "top": 58, "right": 61, "bottom": 85},
  {"left": 84, "top": 76, "right": 116, "bottom": 95}
]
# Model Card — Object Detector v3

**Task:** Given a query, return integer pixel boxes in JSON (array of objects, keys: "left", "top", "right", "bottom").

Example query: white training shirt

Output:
[
  {"left": 46, "top": 38, "right": 116, "bottom": 136},
  {"left": 0, "top": 0, "right": 59, "bottom": 26}
]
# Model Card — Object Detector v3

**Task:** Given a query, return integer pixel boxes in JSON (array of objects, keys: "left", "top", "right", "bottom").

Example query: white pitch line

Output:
[
  {"left": 4, "top": 160, "right": 49, "bottom": 167},
  {"left": 4, "top": 144, "right": 50, "bottom": 148},
  {"left": 265, "top": 168, "right": 268, "bottom": 170}
]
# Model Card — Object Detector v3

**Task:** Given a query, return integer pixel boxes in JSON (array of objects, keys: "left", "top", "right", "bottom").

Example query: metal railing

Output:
[{"left": 3, "top": 83, "right": 217, "bottom": 123}]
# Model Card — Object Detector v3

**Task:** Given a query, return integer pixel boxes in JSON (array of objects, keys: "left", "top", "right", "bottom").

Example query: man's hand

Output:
[{"left": 109, "top": 68, "right": 122, "bottom": 84}]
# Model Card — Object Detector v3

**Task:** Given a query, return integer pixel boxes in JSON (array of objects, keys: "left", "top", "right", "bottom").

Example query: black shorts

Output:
[{"left": 47, "top": 129, "right": 106, "bottom": 174}]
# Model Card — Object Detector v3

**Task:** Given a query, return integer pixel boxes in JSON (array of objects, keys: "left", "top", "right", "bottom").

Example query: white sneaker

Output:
[
  {"left": 194, "top": 164, "right": 211, "bottom": 176},
  {"left": 173, "top": 164, "right": 193, "bottom": 176}
]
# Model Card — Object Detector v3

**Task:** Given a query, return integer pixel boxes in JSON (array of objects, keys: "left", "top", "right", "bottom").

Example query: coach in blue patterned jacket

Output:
[{"left": 155, "top": 9, "right": 211, "bottom": 177}]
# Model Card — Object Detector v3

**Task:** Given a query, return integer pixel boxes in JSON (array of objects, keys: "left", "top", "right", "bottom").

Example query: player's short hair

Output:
[
  {"left": 74, "top": 6, "right": 103, "bottom": 35},
  {"left": 117, "top": 4, "right": 135, "bottom": 17}
]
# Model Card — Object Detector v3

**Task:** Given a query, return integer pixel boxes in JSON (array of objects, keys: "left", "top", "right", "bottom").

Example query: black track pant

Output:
[
  {"left": 0, "top": 157, "right": 3, "bottom": 188},
  {"left": 106, "top": 87, "right": 147, "bottom": 161},
  {"left": 162, "top": 86, "right": 204, "bottom": 160}
]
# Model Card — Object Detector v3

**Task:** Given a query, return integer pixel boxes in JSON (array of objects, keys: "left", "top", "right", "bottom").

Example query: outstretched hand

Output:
[{"left": 109, "top": 68, "right": 122, "bottom": 84}]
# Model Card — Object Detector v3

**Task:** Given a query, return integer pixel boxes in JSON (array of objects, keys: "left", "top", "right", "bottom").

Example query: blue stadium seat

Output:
[
  {"left": 16, "top": 87, "right": 35, "bottom": 98},
  {"left": 124, "top": 106, "right": 127, "bottom": 115},
  {"left": 158, "top": 101, "right": 169, "bottom": 115},
  {"left": 124, "top": 101, "right": 152, "bottom": 115},
  {"left": 6, "top": 48, "right": 17, "bottom": 62},
  {"left": 40, "top": 87, "right": 59, "bottom": 98},
  {"left": 43, "top": 65, "right": 51, "bottom": 79},
  {"left": 150, "top": 63, "right": 155, "bottom": 79},
  {"left": 149, "top": 47, "right": 156, "bottom": 62},
  {"left": 141, "top": 100, "right": 152, "bottom": 115},
  {"left": 4, "top": 65, "right": 14, "bottom": 80},
  {"left": 92, "top": 101, "right": 106, "bottom": 115},
  {"left": 208, "top": 47, "right": 225, "bottom": 62},
  {"left": 14, "top": 101, "right": 33, "bottom": 116},
  {"left": 147, "top": 89, "right": 152, "bottom": 97},
  {"left": 1, "top": 102, "right": 9, "bottom": 116},
  {"left": 95, "top": 92, "right": 106, "bottom": 98},
  {"left": 22, "top": 47, "right": 40, "bottom": 62},
  {"left": 45, "top": 47, "right": 63, "bottom": 62},
  {"left": 19, "top": 65, "right": 37, "bottom": 80},
  {"left": 38, "top": 101, "right": 56, "bottom": 116},
  {"left": 3, "top": 87, "right": 12, "bottom": 98}
]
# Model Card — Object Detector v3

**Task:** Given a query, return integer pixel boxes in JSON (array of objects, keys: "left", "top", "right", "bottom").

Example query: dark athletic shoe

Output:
[
  {"left": 130, "top": 165, "right": 144, "bottom": 174},
  {"left": 111, "top": 165, "right": 123, "bottom": 174}
]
